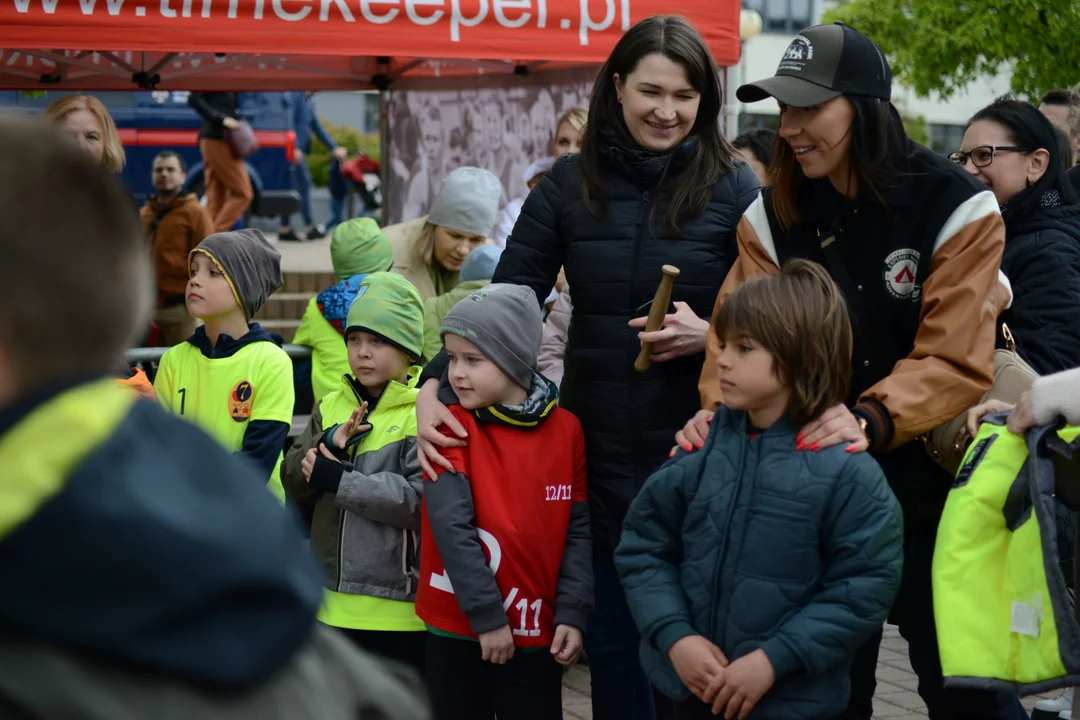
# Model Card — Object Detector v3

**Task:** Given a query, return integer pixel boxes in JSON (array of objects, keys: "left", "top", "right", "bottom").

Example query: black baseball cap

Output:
[{"left": 737, "top": 23, "right": 892, "bottom": 108}]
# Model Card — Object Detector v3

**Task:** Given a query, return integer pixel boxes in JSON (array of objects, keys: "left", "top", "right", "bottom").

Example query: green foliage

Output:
[
  {"left": 307, "top": 121, "right": 381, "bottom": 187},
  {"left": 899, "top": 109, "right": 929, "bottom": 146},
  {"left": 824, "top": 0, "right": 1080, "bottom": 99}
]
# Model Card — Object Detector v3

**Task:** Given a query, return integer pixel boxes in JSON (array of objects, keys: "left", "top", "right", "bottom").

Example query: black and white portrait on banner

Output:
[{"left": 385, "top": 69, "right": 594, "bottom": 226}]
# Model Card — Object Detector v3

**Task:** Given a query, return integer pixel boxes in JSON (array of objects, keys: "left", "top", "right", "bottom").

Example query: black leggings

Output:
[
  {"left": 338, "top": 628, "right": 426, "bottom": 678},
  {"left": 425, "top": 632, "right": 563, "bottom": 720}
]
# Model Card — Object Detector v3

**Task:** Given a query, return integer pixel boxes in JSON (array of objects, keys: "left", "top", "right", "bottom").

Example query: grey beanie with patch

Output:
[
  {"left": 441, "top": 283, "right": 542, "bottom": 390},
  {"left": 427, "top": 167, "right": 502, "bottom": 238},
  {"left": 191, "top": 229, "right": 282, "bottom": 320}
]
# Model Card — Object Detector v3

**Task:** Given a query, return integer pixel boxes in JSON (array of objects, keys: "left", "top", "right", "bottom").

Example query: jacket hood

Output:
[
  {"left": 188, "top": 322, "right": 283, "bottom": 359},
  {"left": 0, "top": 381, "right": 323, "bottom": 691},
  {"left": 1007, "top": 203, "right": 1080, "bottom": 240},
  {"left": 317, "top": 274, "right": 368, "bottom": 336}
]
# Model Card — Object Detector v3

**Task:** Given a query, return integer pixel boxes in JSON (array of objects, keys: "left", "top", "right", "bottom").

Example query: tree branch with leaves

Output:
[{"left": 823, "top": 0, "right": 1080, "bottom": 99}]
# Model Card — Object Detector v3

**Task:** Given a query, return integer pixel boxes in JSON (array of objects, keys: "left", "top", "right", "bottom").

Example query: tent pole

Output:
[{"left": 379, "top": 88, "right": 391, "bottom": 227}]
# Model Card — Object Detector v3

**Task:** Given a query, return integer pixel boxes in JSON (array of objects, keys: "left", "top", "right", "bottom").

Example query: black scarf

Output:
[
  {"left": 597, "top": 126, "right": 698, "bottom": 187},
  {"left": 438, "top": 371, "right": 559, "bottom": 429}
]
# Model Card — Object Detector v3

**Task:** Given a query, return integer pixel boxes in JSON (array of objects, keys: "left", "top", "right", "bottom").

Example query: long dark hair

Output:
[
  {"left": 580, "top": 15, "right": 736, "bottom": 230},
  {"left": 966, "top": 96, "right": 1079, "bottom": 222},
  {"left": 771, "top": 97, "right": 909, "bottom": 229}
]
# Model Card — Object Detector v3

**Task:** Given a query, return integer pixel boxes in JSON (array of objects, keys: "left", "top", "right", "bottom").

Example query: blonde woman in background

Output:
[
  {"left": 386, "top": 166, "right": 502, "bottom": 301},
  {"left": 43, "top": 94, "right": 126, "bottom": 173}
]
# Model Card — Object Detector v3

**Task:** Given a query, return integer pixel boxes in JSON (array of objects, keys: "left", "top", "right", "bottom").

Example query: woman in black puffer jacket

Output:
[
  {"left": 414, "top": 15, "right": 759, "bottom": 720},
  {"left": 954, "top": 97, "right": 1080, "bottom": 375}
]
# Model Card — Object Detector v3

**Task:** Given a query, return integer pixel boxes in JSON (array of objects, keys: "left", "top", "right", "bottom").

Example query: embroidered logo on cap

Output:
[
  {"left": 778, "top": 35, "right": 814, "bottom": 73},
  {"left": 883, "top": 248, "right": 921, "bottom": 300}
]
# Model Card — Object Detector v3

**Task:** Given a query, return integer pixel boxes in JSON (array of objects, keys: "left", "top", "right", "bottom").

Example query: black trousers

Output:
[
  {"left": 425, "top": 633, "right": 563, "bottom": 720},
  {"left": 674, "top": 697, "right": 842, "bottom": 720},
  {"left": 841, "top": 511, "right": 1022, "bottom": 720},
  {"left": 339, "top": 628, "right": 427, "bottom": 678}
]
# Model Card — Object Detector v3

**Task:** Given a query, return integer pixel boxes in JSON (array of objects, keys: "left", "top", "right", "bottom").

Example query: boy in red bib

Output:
[{"left": 416, "top": 284, "right": 593, "bottom": 720}]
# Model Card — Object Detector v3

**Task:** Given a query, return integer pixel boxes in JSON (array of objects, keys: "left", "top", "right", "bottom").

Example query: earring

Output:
[
  {"left": 1027, "top": 178, "right": 1034, "bottom": 187},
  {"left": 617, "top": 95, "right": 623, "bottom": 103}
]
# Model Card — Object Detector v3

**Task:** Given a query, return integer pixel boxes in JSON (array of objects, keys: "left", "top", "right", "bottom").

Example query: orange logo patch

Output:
[{"left": 230, "top": 380, "right": 254, "bottom": 423}]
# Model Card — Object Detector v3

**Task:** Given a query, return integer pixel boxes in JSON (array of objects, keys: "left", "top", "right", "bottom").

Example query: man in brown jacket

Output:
[{"left": 140, "top": 151, "right": 215, "bottom": 346}]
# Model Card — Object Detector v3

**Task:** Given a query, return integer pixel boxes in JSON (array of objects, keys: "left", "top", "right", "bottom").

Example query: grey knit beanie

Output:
[
  {"left": 427, "top": 167, "right": 502, "bottom": 238},
  {"left": 441, "top": 283, "right": 542, "bottom": 390},
  {"left": 191, "top": 229, "right": 282, "bottom": 319}
]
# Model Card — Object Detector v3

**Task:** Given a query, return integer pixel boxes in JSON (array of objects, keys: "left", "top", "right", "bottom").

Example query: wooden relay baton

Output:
[{"left": 634, "top": 264, "right": 681, "bottom": 372}]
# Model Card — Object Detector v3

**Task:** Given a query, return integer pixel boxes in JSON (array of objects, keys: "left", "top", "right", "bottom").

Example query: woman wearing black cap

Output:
[{"left": 676, "top": 22, "right": 1019, "bottom": 720}]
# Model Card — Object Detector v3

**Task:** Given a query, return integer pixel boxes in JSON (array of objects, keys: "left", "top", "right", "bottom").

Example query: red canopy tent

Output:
[{"left": 0, "top": 0, "right": 741, "bottom": 90}]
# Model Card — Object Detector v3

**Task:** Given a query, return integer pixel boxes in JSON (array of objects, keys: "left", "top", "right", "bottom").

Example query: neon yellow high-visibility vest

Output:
[{"left": 934, "top": 415, "right": 1080, "bottom": 695}]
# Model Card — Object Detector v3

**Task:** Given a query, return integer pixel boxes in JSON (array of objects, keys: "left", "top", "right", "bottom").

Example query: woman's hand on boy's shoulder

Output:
[
  {"left": 797, "top": 404, "right": 867, "bottom": 454},
  {"left": 550, "top": 624, "right": 583, "bottom": 666},
  {"left": 667, "top": 635, "right": 728, "bottom": 701},
  {"left": 704, "top": 648, "right": 775, "bottom": 720},
  {"left": 671, "top": 410, "right": 714, "bottom": 458},
  {"left": 416, "top": 378, "right": 468, "bottom": 478}
]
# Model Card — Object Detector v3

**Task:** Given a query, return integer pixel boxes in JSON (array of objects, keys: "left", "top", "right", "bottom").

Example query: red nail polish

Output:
[
  {"left": 706, "top": 415, "right": 712, "bottom": 424},
  {"left": 809, "top": 443, "right": 820, "bottom": 452},
  {"left": 669, "top": 449, "right": 676, "bottom": 458},
  {"left": 846, "top": 446, "right": 856, "bottom": 453},
  {"left": 684, "top": 443, "right": 693, "bottom": 452},
  {"left": 795, "top": 443, "right": 805, "bottom": 451},
  {"left": 695, "top": 442, "right": 704, "bottom": 450},
  {"left": 796, "top": 433, "right": 805, "bottom": 444}
]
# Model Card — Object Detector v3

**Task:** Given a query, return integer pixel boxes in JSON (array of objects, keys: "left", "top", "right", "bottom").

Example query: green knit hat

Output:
[
  {"left": 344, "top": 272, "right": 424, "bottom": 360},
  {"left": 330, "top": 217, "right": 393, "bottom": 281}
]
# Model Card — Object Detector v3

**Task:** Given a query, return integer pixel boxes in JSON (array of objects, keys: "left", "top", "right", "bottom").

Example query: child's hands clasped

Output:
[
  {"left": 704, "top": 648, "right": 775, "bottom": 719},
  {"left": 550, "top": 624, "right": 583, "bottom": 666},
  {"left": 332, "top": 402, "right": 371, "bottom": 449},
  {"left": 668, "top": 635, "right": 729, "bottom": 701},
  {"left": 479, "top": 625, "right": 515, "bottom": 665}
]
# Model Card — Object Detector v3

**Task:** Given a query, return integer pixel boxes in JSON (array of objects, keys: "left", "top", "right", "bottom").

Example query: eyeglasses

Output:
[{"left": 949, "top": 145, "right": 1025, "bottom": 168}]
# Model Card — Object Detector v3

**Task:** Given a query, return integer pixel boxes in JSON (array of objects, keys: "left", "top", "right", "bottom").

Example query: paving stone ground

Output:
[{"left": 560, "top": 625, "right": 1058, "bottom": 719}]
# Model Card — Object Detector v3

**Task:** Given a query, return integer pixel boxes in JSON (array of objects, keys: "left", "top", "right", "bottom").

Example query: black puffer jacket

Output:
[
  {"left": 492, "top": 152, "right": 760, "bottom": 559},
  {"left": 1002, "top": 204, "right": 1080, "bottom": 376}
]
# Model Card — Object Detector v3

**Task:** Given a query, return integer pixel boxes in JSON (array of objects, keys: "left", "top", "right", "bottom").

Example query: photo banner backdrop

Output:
[{"left": 385, "top": 68, "right": 594, "bottom": 225}]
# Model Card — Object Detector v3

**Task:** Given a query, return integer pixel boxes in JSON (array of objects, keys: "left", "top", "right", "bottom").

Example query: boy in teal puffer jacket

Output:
[{"left": 616, "top": 260, "right": 903, "bottom": 720}]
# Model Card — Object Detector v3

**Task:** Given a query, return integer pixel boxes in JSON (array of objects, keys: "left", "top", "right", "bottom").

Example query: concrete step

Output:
[{"left": 282, "top": 271, "right": 337, "bottom": 294}]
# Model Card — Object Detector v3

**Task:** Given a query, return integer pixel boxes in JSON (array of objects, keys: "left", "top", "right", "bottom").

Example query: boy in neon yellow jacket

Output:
[
  {"left": 283, "top": 272, "right": 427, "bottom": 675},
  {"left": 154, "top": 229, "right": 292, "bottom": 500}
]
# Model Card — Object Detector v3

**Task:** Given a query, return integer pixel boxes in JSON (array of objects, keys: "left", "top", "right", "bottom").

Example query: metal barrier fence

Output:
[{"left": 125, "top": 344, "right": 313, "bottom": 364}]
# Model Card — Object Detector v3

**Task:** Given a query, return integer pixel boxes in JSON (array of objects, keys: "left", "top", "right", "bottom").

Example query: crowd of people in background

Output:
[{"left": 6, "top": 10, "right": 1080, "bottom": 720}]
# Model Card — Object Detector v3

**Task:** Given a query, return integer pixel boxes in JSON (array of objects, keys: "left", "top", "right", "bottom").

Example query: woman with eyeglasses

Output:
[
  {"left": 953, "top": 97, "right": 1080, "bottom": 376},
  {"left": 675, "top": 22, "right": 1019, "bottom": 720}
]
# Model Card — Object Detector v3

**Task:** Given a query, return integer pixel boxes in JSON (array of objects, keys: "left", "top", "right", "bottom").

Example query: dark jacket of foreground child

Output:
[{"left": 616, "top": 406, "right": 904, "bottom": 720}]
